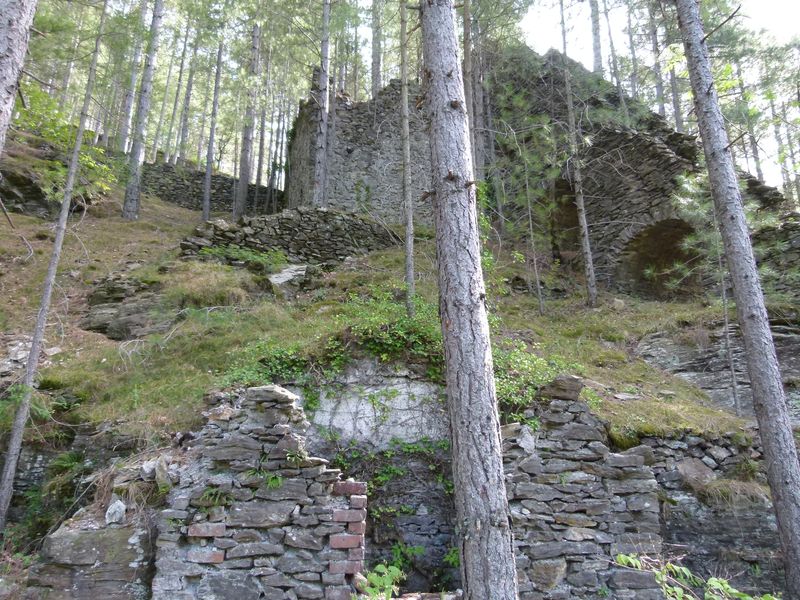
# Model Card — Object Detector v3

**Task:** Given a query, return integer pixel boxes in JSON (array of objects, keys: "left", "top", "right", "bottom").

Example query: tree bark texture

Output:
[
  {"left": 648, "top": 3, "right": 665, "bottom": 117},
  {"left": 400, "top": 0, "right": 415, "bottom": 317},
  {"left": 118, "top": 0, "right": 148, "bottom": 154},
  {"left": 121, "top": 0, "right": 165, "bottom": 220},
  {"left": 371, "top": 0, "right": 382, "bottom": 98},
  {"left": 561, "top": 0, "right": 598, "bottom": 307},
  {"left": 175, "top": 33, "right": 198, "bottom": 165},
  {"left": 0, "top": 0, "right": 108, "bottom": 534},
  {"left": 203, "top": 41, "right": 223, "bottom": 222},
  {"left": 735, "top": 63, "right": 763, "bottom": 182},
  {"left": 626, "top": 1, "right": 639, "bottom": 99},
  {"left": 669, "top": 67, "right": 684, "bottom": 132},
  {"left": 0, "top": 0, "right": 39, "bottom": 160},
  {"left": 676, "top": 1, "right": 800, "bottom": 595},
  {"left": 234, "top": 23, "right": 261, "bottom": 220},
  {"left": 420, "top": 3, "right": 518, "bottom": 599},
  {"left": 312, "top": 0, "right": 331, "bottom": 207},
  {"left": 164, "top": 25, "right": 189, "bottom": 164},
  {"left": 603, "top": 0, "right": 629, "bottom": 124},
  {"left": 151, "top": 33, "right": 176, "bottom": 162},
  {"left": 462, "top": 0, "right": 476, "bottom": 174},
  {"left": 589, "top": 0, "right": 603, "bottom": 74}
]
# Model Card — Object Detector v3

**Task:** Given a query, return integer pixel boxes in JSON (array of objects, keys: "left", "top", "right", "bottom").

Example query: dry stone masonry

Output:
[
  {"left": 180, "top": 207, "right": 400, "bottom": 265},
  {"left": 23, "top": 371, "right": 786, "bottom": 598},
  {"left": 151, "top": 385, "right": 368, "bottom": 600},
  {"left": 141, "top": 162, "right": 282, "bottom": 214},
  {"left": 286, "top": 80, "right": 433, "bottom": 225}
]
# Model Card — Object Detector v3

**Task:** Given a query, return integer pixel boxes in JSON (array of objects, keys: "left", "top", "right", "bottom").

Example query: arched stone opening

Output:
[{"left": 614, "top": 218, "right": 699, "bottom": 298}]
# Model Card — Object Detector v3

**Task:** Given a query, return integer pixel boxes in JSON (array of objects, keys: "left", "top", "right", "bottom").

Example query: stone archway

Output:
[{"left": 613, "top": 218, "right": 699, "bottom": 297}]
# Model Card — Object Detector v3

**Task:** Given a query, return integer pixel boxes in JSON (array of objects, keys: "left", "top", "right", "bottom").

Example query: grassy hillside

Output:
[{"left": 2, "top": 206, "right": 748, "bottom": 449}]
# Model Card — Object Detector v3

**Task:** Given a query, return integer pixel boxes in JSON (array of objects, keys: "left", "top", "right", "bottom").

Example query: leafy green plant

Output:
[
  {"left": 199, "top": 487, "right": 233, "bottom": 508},
  {"left": 285, "top": 449, "right": 309, "bottom": 466},
  {"left": 390, "top": 543, "right": 425, "bottom": 571},
  {"left": 356, "top": 563, "right": 404, "bottom": 599},
  {"left": 493, "top": 340, "right": 578, "bottom": 419},
  {"left": 616, "top": 554, "right": 780, "bottom": 599},
  {"left": 442, "top": 546, "right": 460, "bottom": 568}
]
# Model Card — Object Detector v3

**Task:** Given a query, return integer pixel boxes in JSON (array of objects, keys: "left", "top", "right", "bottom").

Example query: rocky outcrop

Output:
[
  {"left": 80, "top": 271, "right": 169, "bottom": 341},
  {"left": 25, "top": 513, "right": 157, "bottom": 600},
  {"left": 141, "top": 162, "right": 283, "bottom": 215},
  {"left": 633, "top": 432, "right": 783, "bottom": 594},
  {"left": 638, "top": 321, "right": 800, "bottom": 423},
  {"left": 180, "top": 208, "right": 400, "bottom": 265}
]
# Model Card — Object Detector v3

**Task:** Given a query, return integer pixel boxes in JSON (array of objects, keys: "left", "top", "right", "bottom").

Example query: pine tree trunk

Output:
[
  {"left": 121, "top": 0, "right": 165, "bottom": 220},
  {"left": 371, "top": 0, "right": 382, "bottom": 98},
  {"left": 472, "top": 19, "right": 486, "bottom": 181},
  {"left": 603, "top": 0, "right": 629, "bottom": 124},
  {"left": 312, "top": 0, "right": 331, "bottom": 207},
  {"left": 103, "top": 75, "right": 120, "bottom": 148},
  {"left": 462, "top": 0, "right": 476, "bottom": 174},
  {"left": 164, "top": 25, "right": 189, "bottom": 164},
  {"left": 196, "top": 57, "right": 211, "bottom": 168},
  {"left": 420, "top": 3, "right": 518, "bottom": 598},
  {"left": 118, "top": 0, "right": 148, "bottom": 154},
  {"left": 59, "top": 9, "right": 85, "bottom": 110},
  {"left": 561, "top": 0, "right": 598, "bottom": 307},
  {"left": 267, "top": 100, "right": 282, "bottom": 212},
  {"left": 0, "top": 0, "right": 109, "bottom": 534},
  {"left": 782, "top": 103, "right": 800, "bottom": 204},
  {"left": 234, "top": 23, "right": 261, "bottom": 220},
  {"left": 254, "top": 106, "right": 266, "bottom": 211},
  {"left": 648, "top": 3, "right": 666, "bottom": 117},
  {"left": 676, "top": 2, "right": 800, "bottom": 595},
  {"left": 175, "top": 33, "right": 198, "bottom": 166},
  {"left": 768, "top": 95, "right": 793, "bottom": 200},
  {"left": 589, "top": 0, "right": 603, "bottom": 75},
  {"left": 669, "top": 68, "right": 684, "bottom": 132},
  {"left": 203, "top": 41, "right": 223, "bottom": 222},
  {"left": 151, "top": 34, "right": 176, "bottom": 162},
  {"left": 400, "top": 0, "right": 415, "bottom": 317},
  {"left": 735, "top": 63, "right": 764, "bottom": 181},
  {"left": 626, "top": 0, "right": 639, "bottom": 99},
  {"left": 0, "top": 0, "right": 39, "bottom": 158}
]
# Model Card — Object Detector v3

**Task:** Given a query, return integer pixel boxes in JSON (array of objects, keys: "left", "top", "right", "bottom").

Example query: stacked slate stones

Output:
[{"left": 151, "top": 385, "right": 368, "bottom": 600}]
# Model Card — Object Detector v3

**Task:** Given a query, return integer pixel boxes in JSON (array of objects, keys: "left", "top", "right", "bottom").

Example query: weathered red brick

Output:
[
  {"left": 349, "top": 494, "right": 367, "bottom": 509},
  {"left": 332, "top": 509, "right": 366, "bottom": 523},
  {"left": 347, "top": 521, "right": 366, "bottom": 535},
  {"left": 332, "top": 481, "right": 367, "bottom": 496},
  {"left": 186, "top": 549, "right": 225, "bottom": 564},
  {"left": 329, "top": 559, "right": 364, "bottom": 574},
  {"left": 348, "top": 547, "right": 365, "bottom": 560},
  {"left": 187, "top": 522, "right": 226, "bottom": 538},
  {"left": 330, "top": 533, "right": 363, "bottom": 549}
]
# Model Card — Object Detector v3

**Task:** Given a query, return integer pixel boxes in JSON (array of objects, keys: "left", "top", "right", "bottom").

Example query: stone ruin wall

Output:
[
  {"left": 285, "top": 80, "right": 433, "bottom": 226},
  {"left": 23, "top": 365, "right": 785, "bottom": 598},
  {"left": 141, "top": 162, "right": 284, "bottom": 215},
  {"left": 180, "top": 207, "right": 400, "bottom": 265}
]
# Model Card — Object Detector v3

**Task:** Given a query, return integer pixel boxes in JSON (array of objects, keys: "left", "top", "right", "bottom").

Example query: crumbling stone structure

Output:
[
  {"left": 152, "top": 385, "right": 368, "bottom": 600},
  {"left": 180, "top": 207, "right": 400, "bottom": 264},
  {"left": 141, "top": 162, "right": 283, "bottom": 214},
  {"left": 285, "top": 80, "right": 433, "bottom": 224}
]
